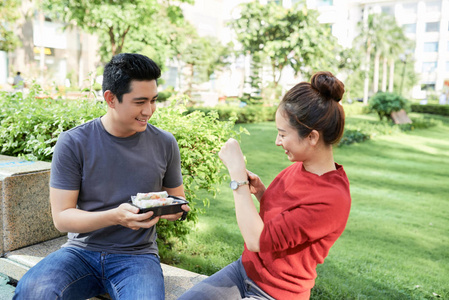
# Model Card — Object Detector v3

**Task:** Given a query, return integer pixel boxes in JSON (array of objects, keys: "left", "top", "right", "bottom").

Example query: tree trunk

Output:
[
  {"left": 388, "top": 58, "right": 395, "bottom": 93},
  {"left": 381, "top": 57, "right": 388, "bottom": 92},
  {"left": 363, "top": 48, "right": 370, "bottom": 105},
  {"left": 373, "top": 51, "right": 380, "bottom": 93},
  {"left": 186, "top": 64, "right": 194, "bottom": 98}
]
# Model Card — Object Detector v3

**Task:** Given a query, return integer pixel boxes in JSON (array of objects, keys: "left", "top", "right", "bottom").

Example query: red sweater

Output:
[{"left": 242, "top": 162, "right": 351, "bottom": 299}]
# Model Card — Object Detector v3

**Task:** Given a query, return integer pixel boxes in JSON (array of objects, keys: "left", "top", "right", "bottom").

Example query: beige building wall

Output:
[{"left": 4, "top": 1, "right": 100, "bottom": 90}]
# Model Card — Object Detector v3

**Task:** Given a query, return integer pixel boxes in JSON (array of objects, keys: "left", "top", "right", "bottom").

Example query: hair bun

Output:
[{"left": 311, "top": 71, "right": 345, "bottom": 102}]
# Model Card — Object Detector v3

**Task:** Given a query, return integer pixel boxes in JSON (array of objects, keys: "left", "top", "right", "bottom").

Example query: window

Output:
[
  {"left": 426, "top": 22, "right": 440, "bottom": 32},
  {"left": 317, "top": 0, "right": 333, "bottom": 6},
  {"left": 426, "top": 1, "right": 441, "bottom": 12},
  {"left": 268, "top": 0, "right": 282, "bottom": 5},
  {"left": 422, "top": 62, "right": 437, "bottom": 72},
  {"left": 403, "top": 23, "right": 416, "bottom": 34},
  {"left": 446, "top": 61, "right": 449, "bottom": 72},
  {"left": 381, "top": 5, "right": 394, "bottom": 15},
  {"left": 402, "top": 2, "right": 417, "bottom": 14},
  {"left": 421, "top": 83, "right": 436, "bottom": 91},
  {"left": 424, "top": 42, "right": 439, "bottom": 52}
]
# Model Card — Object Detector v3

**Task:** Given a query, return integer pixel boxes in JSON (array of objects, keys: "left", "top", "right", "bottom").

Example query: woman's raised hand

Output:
[{"left": 218, "top": 138, "right": 247, "bottom": 177}]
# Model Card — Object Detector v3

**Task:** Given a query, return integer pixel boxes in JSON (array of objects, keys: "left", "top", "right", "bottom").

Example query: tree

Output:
[
  {"left": 41, "top": 0, "right": 193, "bottom": 62},
  {"left": 0, "top": 0, "right": 21, "bottom": 52},
  {"left": 355, "top": 12, "right": 384, "bottom": 105},
  {"left": 230, "top": 1, "right": 337, "bottom": 94},
  {"left": 355, "top": 12, "right": 414, "bottom": 102},
  {"left": 165, "top": 21, "right": 231, "bottom": 97}
]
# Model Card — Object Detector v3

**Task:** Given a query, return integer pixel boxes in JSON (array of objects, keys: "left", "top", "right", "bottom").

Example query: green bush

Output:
[
  {"left": 158, "top": 86, "right": 175, "bottom": 101},
  {"left": 0, "top": 85, "right": 242, "bottom": 252},
  {"left": 411, "top": 104, "right": 449, "bottom": 116},
  {"left": 369, "top": 92, "right": 410, "bottom": 121},
  {"left": 150, "top": 98, "right": 246, "bottom": 248},
  {"left": 185, "top": 105, "right": 277, "bottom": 124},
  {"left": 0, "top": 84, "right": 105, "bottom": 161},
  {"left": 338, "top": 129, "right": 371, "bottom": 146},
  {"left": 342, "top": 102, "right": 370, "bottom": 116},
  {"left": 337, "top": 113, "right": 439, "bottom": 147}
]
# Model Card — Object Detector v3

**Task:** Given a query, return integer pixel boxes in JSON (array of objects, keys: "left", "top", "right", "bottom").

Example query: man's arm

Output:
[{"left": 50, "top": 187, "right": 160, "bottom": 233}]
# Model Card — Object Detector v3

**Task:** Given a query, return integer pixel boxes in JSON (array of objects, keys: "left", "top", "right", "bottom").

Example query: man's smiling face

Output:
[{"left": 109, "top": 80, "right": 158, "bottom": 137}]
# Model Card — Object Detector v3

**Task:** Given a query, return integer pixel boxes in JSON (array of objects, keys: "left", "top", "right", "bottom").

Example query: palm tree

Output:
[
  {"left": 356, "top": 12, "right": 383, "bottom": 104},
  {"left": 385, "top": 23, "right": 410, "bottom": 93},
  {"left": 372, "top": 14, "right": 397, "bottom": 93}
]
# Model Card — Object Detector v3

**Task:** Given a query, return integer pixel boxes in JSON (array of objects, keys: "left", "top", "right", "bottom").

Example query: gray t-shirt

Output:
[{"left": 50, "top": 117, "right": 183, "bottom": 254}]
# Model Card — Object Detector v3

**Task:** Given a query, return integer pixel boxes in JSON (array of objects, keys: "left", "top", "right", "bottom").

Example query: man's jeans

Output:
[
  {"left": 178, "top": 257, "right": 275, "bottom": 300},
  {"left": 13, "top": 247, "right": 164, "bottom": 300}
]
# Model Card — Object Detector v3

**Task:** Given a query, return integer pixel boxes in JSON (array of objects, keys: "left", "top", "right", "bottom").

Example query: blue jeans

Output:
[
  {"left": 13, "top": 247, "right": 164, "bottom": 300},
  {"left": 178, "top": 257, "right": 275, "bottom": 300}
]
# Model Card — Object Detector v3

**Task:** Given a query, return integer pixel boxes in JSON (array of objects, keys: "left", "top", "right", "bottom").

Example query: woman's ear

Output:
[
  {"left": 103, "top": 90, "right": 116, "bottom": 108},
  {"left": 308, "top": 130, "right": 320, "bottom": 146}
]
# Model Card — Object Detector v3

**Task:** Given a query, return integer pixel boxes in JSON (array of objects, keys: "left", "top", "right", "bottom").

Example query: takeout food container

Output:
[{"left": 130, "top": 195, "right": 189, "bottom": 216}]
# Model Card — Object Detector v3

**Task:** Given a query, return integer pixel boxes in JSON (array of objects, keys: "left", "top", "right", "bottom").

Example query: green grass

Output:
[{"left": 161, "top": 113, "right": 449, "bottom": 299}]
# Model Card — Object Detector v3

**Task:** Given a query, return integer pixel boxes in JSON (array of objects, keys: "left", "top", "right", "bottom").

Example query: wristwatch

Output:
[{"left": 229, "top": 180, "right": 249, "bottom": 190}]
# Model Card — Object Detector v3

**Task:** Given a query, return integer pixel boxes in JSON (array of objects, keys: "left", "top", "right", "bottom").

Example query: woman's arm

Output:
[{"left": 219, "top": 138, "right": 264, "bottom": 252}]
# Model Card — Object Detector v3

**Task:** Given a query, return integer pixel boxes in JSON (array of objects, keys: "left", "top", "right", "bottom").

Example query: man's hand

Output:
[
  {"left": 161, "top": 204, "right": 190, "bottom": 221},
  {"left": 115, "top": 203, "right": 160, "bottom": 230}
]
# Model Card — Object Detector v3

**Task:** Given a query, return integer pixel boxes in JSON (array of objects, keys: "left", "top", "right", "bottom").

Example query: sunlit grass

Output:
[{"left": 162, "top": 114, "right": 449, "bottom": 299}]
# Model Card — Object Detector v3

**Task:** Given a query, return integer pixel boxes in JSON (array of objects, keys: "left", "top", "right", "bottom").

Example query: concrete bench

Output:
[
  {"left": 0, "top": 155, "right": 64, "bottom": 255},
  {"left": 0, "top": 237, "right": 207, "bottom": 299},
  {"left": 0, "top": 155, "right": 207, "bottom": 299}
]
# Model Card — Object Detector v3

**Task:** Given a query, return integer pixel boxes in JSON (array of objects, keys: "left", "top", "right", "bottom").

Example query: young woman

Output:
[{"left": 179, "top": 71, "right": 351, "bottom": 300}]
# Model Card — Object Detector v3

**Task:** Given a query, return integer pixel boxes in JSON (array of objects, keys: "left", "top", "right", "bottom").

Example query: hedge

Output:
[{"left": 411, "top": 104, "right": 449, "bottom": 116}]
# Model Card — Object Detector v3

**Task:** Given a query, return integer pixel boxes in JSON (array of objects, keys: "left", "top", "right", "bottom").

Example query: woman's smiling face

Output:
[{"left": 275, "top": 108, "right": 310, "bottom": 162}]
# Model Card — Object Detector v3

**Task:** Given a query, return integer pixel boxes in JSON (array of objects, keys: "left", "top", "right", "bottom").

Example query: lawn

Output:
[{"left": 162, "top": 113, "right": 449, "bottom": 299}]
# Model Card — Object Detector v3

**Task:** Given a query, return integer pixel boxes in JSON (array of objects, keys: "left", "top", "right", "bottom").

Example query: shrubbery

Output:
[
  {"left": 338, "top": 114, "right": 440, "bottom": 146},
  {"left": 369, "top": 92, "right": 410, "bottom": 121},
  {"left": 411, "top": 104, "right": 449, "bottom": 116},
  {"left": 185, "top": 105, "right": 277, "bottom": 124},
  {"left": 0, "top": 85, "right": 241, "bottom": 251}
]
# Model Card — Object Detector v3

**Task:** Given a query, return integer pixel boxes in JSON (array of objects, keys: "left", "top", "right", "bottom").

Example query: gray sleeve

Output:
[
  {"left": 50, "top": 132, "right": 82, "bottom": 190},
  {"left": 162, "top": 135, "right": 183, "bottom": 188}
]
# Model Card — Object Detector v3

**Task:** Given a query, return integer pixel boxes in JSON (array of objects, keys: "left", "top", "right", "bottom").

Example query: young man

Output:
[
  {"left": 13, "top": 53, "right": 189, "bottom": 300},
  {"left": 13, "top": 71, "right": 25, "bottom": 90}
]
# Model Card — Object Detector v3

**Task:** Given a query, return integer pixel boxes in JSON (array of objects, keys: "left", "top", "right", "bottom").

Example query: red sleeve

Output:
[{"left": 259, "top": 188, "right": 350, "bottom": 253}]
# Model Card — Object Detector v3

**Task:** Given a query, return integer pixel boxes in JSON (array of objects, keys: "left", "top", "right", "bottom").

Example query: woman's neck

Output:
[{"left": 302, "top": 145, "right": 336, "bottom": 176}]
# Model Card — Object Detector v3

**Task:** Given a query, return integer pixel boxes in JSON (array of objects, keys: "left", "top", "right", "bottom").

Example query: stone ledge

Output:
[
  {"left": 1, "top": 237, "right": 207, "bottom": 300},
  {"left": 0, "top": 155, "right": 65, "bottom": 255}
]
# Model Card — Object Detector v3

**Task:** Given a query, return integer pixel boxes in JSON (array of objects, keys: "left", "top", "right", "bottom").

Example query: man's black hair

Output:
[{"left": 102, "top": 53, "right": 161, "bottom": 102}]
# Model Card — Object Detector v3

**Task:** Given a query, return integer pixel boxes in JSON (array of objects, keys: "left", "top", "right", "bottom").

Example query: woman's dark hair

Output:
[
  {"left": 102, "top": 53, "right": 161, "bottom": 102},
  {"left": 279, "top": 71, "right": 345, "bottom": 145}
]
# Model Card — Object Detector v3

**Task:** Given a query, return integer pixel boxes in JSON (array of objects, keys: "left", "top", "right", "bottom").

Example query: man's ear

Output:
[
  {"left": 308, "top": 130, "right": 320, "bottom": 146},
  {"left": 103, "top": 90, "right": 116, "bottom": 108}
]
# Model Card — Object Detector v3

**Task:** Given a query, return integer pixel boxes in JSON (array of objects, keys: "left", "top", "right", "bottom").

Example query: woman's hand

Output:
[
  {"left": 246, "top": 170, "right": 266, "bottom": 201},
  {"left": 219, "top": 138, "right": 247, "bottom": 179}
]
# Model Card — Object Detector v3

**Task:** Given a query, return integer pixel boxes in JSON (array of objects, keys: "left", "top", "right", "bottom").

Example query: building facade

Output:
[
  {"left": 302, "top": 0, "right": 449, "bottom": 99},
  {"left": 0, "top": 1, "right": 99, "bottom": 91}
]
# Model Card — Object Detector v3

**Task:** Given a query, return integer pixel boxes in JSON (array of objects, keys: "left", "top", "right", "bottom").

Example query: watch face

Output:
[{"left": 230, "top": 181, "right": 238, "bottom": 190}]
